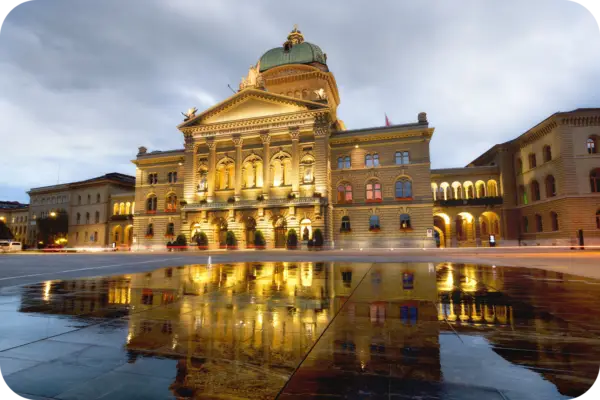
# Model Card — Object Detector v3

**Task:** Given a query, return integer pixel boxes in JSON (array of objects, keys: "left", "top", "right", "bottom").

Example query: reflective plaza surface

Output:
[{"left": 0, "top": 261, "right": 598, "bottom": 399}]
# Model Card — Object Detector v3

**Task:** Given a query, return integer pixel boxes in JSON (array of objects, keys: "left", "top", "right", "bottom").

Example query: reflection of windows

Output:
[
  {"left": 141, "top": 290, "right": 153, "bottom": 305},
  {"left": 551, "top": 212, "right": 559, "bottom": 231},
  {"left": 543, "top": 145, "right": 552, "bottom": 162},
  {"left": 167, "top": 171, "right": 178, "bottom": 183},
  {"left": 341, "top": 270, "right": 352, "bottom": 287},
  {"left": 370, "top": 303, "right": 386, "bottom": 324},
  {"left": 528, "top": 153, "right": 537, "bottom": 169},
  {"left": 402, "top": 273, "right": 414, "bottom": 289},
  {"left": 545, "top": 175, "right": 556, "bottom": 197},
  {"left": 535, "top": 214, "right": 543, "bottom": 232},
  {"left": 147, "top": 173, "right": 158, "bottom": 185},
  {"left": 522, "top": 216, "right": 529, "bottom": 233},
  {"left": 400, "top": 306, "right": 418, "bottom": 325},
  {"left": 590, "top": 169, "right": 600, "bottom": 192},
  {"left": 146, "top": 196, "right": 157, "bottom": 212},
  {"left": 531, "top": 180, "right": 540, "bottom": 201}
]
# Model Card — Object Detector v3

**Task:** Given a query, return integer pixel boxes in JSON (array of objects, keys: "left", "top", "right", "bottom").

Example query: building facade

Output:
[
  {"left": 26, "top": 173, "right": 135, "bottom": 247},
  {"left": 131, "top": 28, "right": 598, "bottom": 249},
  {"left": 0, "top": 201, "right": 29, "bottom": 243}
]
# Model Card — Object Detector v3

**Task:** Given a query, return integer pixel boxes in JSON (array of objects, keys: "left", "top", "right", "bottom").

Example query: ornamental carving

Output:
[
  {"left": 289, "top": 126, "right": 300, "bottom": 140},
  {"left": 314, "top": 114, "right": 330, "bottom": 137},
  {"left": 260, "top": 131, "right": 271, "bottom": 144},
  {"left": 206, "top": 137, "right": 217, "bottom": 150},
  {"left": 232, "top": 135, "right": 243, "bottom": 147}
]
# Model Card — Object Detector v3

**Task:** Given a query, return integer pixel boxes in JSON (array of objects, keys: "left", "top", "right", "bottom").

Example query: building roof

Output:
[
  {"left": 0, "top": 201, "right": 29, "bottom": 210},
  {"left": 259, "top": 27, "right": 327, "bottom": 73},
  {"left": 29, "top": 173, "right": 135, "bottom": 194}
]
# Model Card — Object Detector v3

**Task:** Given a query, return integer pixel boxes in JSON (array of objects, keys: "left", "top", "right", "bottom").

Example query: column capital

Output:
[
  {"left": 232, "top": 135, "right": 243, "bottom": 147},
  {"left": 313, "top": 114, "right": 330, "bottom": 137},
  {"left": 259, "top": 130, "right": 271, "bottom": 144},
  {"left": 288, "top": 126, "right": 300, "bottom": 141},
  {"left": 184, "top": 133, "right": 194, "bottom": 151},
  {"left": 206, "top": 136, "right": 217, "bottom": 150}
]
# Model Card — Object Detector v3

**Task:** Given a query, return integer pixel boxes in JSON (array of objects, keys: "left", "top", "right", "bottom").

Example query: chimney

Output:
[{"left": 418, "top": 112, "right": 428, "bottom": 124}]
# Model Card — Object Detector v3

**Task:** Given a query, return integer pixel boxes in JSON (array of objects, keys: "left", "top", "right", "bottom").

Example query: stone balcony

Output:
[
  {"left": 183, "top": 196, "right": 328, "bottom": 211},
  {"left": 434, "top": 196, "right": 503, "bottom": 207},
  {"left": 110, "top": 214, "right": 134, "bottom": 221}
]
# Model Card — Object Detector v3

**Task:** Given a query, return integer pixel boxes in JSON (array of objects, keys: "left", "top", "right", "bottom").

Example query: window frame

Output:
[
  {"left": 400, "top": 214, "right": 412, "bottom": 230},
  {"left": 369, "top": 215, "right": 381, "bottom": 231},
  {"left": 366, "top": 181, "right": 382, "bottom": 202},
  {"left": 395, "top": 179, "right": 413, "bottom": 200}
]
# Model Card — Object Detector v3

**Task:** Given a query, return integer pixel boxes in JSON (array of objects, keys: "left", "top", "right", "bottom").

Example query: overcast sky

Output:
[{"left": 1, "top": 0, "right": 599, "bottom": 202}]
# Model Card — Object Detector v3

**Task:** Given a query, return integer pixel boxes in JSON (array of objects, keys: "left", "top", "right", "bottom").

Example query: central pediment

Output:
[{"left": 178, "top": 88, "right": 328, "bottom": 128}]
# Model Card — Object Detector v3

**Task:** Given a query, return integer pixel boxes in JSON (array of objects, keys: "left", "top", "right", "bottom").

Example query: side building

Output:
[
  {"left": 27, "top": 173, "right": 135, "bottom": 247},
  {"left": 0, "top": 201, "right": 30, "bottom": 243}
]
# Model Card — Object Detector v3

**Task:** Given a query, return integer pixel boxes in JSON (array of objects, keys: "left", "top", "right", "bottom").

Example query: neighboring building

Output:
[
  {"left": 0, "top": 201, "right": 29, "bottom": 242},
  {"left": 131, "top": 27, "right": 600, "bottom": 249},
  {"left": 27, "top": 173, "right": 135, "bottom": 247},
  {"left": 108, "top": 192, "right": 136, "bottom": 249}
]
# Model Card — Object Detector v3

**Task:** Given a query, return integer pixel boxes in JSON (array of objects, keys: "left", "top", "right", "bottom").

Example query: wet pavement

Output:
[{"left": 0, "top": 261, "right": 598, "bottom": 399}]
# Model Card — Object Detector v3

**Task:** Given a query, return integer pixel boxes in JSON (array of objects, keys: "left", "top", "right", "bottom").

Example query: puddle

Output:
[{"left": 0, "top": 262, "right": 598, "bottom": 399}]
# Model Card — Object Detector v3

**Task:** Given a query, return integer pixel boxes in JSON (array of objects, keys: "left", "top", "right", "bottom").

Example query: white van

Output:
[{"left": 0, "top": 241, "right": 22, "bottom": 253}]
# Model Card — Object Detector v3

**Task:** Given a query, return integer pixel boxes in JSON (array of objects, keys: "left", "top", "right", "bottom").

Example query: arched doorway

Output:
[
  {"left": 124, "top": 225, "right": 133, "bottom": 247},
  {"left": 300, "top": 218, "right": 312, "bottom": 241},
  {"left": 113, "top": 225, "right": 122, "bottom": 245},
  {"left": 213, "top": 218, "right": 228, "bottom": 249},
  {"left": 273, "top": 217, "right": 287, "bottom": 248},
  {"left": 434, "top": 214, "right": 449, "bottom": 248},
  {"left": 244, "top": 217, "right": 256, "bottom": 248}
]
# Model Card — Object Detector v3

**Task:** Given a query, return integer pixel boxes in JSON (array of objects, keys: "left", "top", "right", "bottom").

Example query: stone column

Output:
[
  {"left": 451, "top": 217, "right": 458, "bottom": 248},
  {"left": 474, "top": 216, "right": 482, "bottom": 247},
  {"left": 232, "top": 135, "right": 243, "bottom": 201},
  {"left": 206, "top": 137, "right": 217, "bottom": 203},
  {"left": 313, "top": 114, "right": 332, "bottom": 244},
  {"left": 260, "top": 131, "right": 271, "bottom": 199},
  {"left": 289, "top": 127, "right": 300, "bottom": 196},
  {"left": 182, "top": 133, "right": 196, "bottom": 204}
]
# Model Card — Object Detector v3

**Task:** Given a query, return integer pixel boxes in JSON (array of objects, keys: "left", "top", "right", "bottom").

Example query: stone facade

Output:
[
  {"left": 26, "top": 173, "right": 135, "bottom": 247},
  {"left": 0, "top": 201, "right": 29, "bottom": 243}
]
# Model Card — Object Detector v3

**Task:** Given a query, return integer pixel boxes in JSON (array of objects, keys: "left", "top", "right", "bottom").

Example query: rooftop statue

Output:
[{"left": 181, "top": 107, "right": 198, "bottom": 121}]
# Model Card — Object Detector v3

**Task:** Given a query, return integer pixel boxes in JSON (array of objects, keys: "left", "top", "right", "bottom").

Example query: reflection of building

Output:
[
  {"left": 131, "top": 27, "right": 600, "bottom": 249},
  {"left": 0, "top": 201, "right": 29, "bottom": 243},
  {"left": 25, "top": 173, "right": 135, "bottom": 247}
]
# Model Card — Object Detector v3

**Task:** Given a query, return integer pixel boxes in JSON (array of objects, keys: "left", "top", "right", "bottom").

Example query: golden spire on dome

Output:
[{"left": 284, "top": 24, "right": 304, "bottom": 48}]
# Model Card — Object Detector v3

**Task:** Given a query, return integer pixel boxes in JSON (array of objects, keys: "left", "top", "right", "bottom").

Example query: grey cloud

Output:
[{"left": 1, "top": 0, "right": 599, "bottom": 202}]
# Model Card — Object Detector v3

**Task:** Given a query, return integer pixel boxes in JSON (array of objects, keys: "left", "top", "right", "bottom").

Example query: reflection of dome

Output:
[{"left": 259, "top": 26, "right": 327, "bottom": 72}]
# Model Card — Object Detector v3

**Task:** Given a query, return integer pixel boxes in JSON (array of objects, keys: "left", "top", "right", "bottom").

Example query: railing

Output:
[
  {"left": 110, "top": 214, "right": 133, "bottom": 221},
  {"left": 434, "top": 197, "right": 503, "bottom": 207},
  {"left": 184, "top": 196, "right": 327, "bottom": 210}
]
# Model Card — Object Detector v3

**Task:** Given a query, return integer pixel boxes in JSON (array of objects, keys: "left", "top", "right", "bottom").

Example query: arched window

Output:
[
  {"left": 395, "top": 179, "right": 412, "bottom": 199},
  {"left": 344, "top": 156, "right": 351, "bottom": 169},
  {"left": 337, "top": 183, "right": 353, "bottom": 204},
  {"left": 146, "top": 195, "right": 157, "bottom": 212},
  {"left": 85, "top": 212, "right": 90, "bottom": 224},
  {"left": 96, "top": 193, "right": 101, "bottom": 203},
  {"left": 535, "top": 214, "right": 543, "bottom": 232},
  {"left": 93, "top": 231, "right": 98, "bottom": 242},
  {"left": 400, "top": 214, "right": 411, "bottom": 229},
  {"left": 78, "top": 195, "right": 81, "bottom": 205},
  {"left": 528, "top": 153, "right": 537, "bottom": 169},
  {"left": 166, "top": 222, "right": 175, "bottom": 236},
  {"left": 369, "top": 215, "right": 380, "bottom": 231},
  {"left": 545, "top": 175, "right": 556, "bottom": 197},
  {"left": 146, "top": 223, "right": 154, "bottom": 237},
  {"left": 113, "top": 203, "right": 119, "bottom": 215},
  {"left": 337, "top": 157, "right": 344, "bottom": 169},
  {"left": 517, "top": 158, "right": 523, "bottom": 174},
  {"left": 84, "top": 231, "right": 88, "bottom": 242},
  {"left": 166, "top": 193, "right": 178, "bottom": 212},
  {"left": 465, "top": 184, "right": 474, "bottom": 199},
  {"left": 373, "top": 154, "right": 380, "bottom": 167},
  {"left": 475, "top": 181, "right": 486, "bottom": 198},
  {"left": 596, "top": 210, "right": 600, "bottom": 229},
  {"left": 95, "top": 211, "right": 100, "bottom": 224},
  {"left": 590, "top": 169, "right": 600, "bottom": 193},
  {"left": 530, "top": 180, "right": 540, "bottom": 201},
  {"left": 519, "top": 185, "right": 528, "bottom": 205},
  {"left": 119, "top": 203, "right": 125, "bottom": 215},
  {"left": 587, "top": 137, "right": 597, "bottom": 154},
  {"left": 365, "top": 154, "right": 373, "bottom": 168},
  {"left": 87, "top": 194, "right": 91, "bottom": 204},
  {"left": 522, "top": 216, "right": 529, "bottom": 233},
  {"left": 551, "top": 212, "right": 559, "bottom": 231},
  {"left": 366, "top": 181, "right": 382, "bottom": 202},
  {"left": 395, "top": 151, "right": 409, "bottom": 165},
  {"left": 125, "top": 202, "right": 131, "bottom": 214},
  {"left": 340, "top": 216, "right": 351, "bottom": 232},
  {"left": 76, "top": 213, "right": 81, "bottom": 225},
  {"left": 543, "top": 145, "right": 552, "bottom": 162}
]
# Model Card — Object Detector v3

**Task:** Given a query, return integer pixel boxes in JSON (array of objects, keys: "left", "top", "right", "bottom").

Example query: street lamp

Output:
[{"left": 49, "top": 211, "right": 57, "bottom": 218}]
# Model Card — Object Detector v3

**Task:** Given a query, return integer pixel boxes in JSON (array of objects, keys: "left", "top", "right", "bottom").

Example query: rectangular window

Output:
[{"left": 395, "top": 152, "right": 410, "bottom": 165}]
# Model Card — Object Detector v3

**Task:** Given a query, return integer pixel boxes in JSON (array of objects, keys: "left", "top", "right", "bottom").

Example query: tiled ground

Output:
[{"left": 0, "top": 261, "right": 598, "bottom": 399}]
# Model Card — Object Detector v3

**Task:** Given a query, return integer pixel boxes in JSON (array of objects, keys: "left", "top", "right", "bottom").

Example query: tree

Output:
[
  {"left": 0, "top": 221, "right": 14, "bottom": 241},
  {"left": 254, "top": 230, "right": 266, "bottom": 249},
  {"left": 174, "top": 234, "right": 187, "bottom": 251},
  {"left": 37, "top": 210, "right": 68, "bottom": 246},
  {"left": 313, "top": 229, "right": 324, "bottom": 248},
  {"left": 194, "top": 231, "right": 208, "bottom": 249},
  {"left": 225, "top": 231, "right": 237, "bottom": 248},
  {"left": 286, "top": 229, "right": 298, "bottom": 249}
]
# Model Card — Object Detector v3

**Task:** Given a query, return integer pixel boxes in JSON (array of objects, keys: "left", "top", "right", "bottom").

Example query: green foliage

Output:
[
  {"left": 194, "top": 231, "right": 208, "bottom": 246},
  {"left": 254, "top": 230, "right": 266, "bottom": 247},
  {"left": 225, "top": 230, "right": 237, "bottom": 247},
  {"left": 286, "top": 229, "right": 298, "bottom": 248},
  {"left": 36, "top": 210, "right": 68, "bottom": 245},
  {"left": 313, "top": 229, "right": 324, "bottom": 247},
  {"left": 0, "top": 221, "right": 14, "bottom": 240},
  {"left": 174, "top": 234, "right": 187, "bottom": 246}
]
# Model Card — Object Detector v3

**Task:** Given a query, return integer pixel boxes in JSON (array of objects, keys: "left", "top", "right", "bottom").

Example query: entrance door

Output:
[
  {"left": 274, "top": 217, "right": 287, "bottom": 248},
  {"left": 245, "top": 217, "right": 256, "bottom": 248}
]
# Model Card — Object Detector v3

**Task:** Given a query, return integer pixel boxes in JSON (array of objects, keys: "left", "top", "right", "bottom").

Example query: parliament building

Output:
[{"left": 130, "top": 27, "right": 600, "bottom": 250}]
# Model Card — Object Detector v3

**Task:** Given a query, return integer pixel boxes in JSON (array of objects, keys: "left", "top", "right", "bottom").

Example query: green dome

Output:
[{"left": 259, "top": 42, "right": 327, "bottom": 72}]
